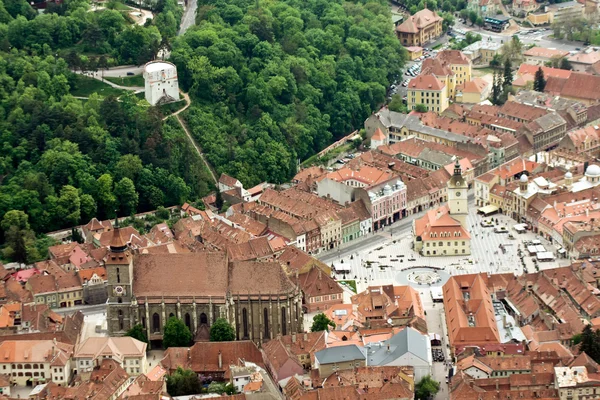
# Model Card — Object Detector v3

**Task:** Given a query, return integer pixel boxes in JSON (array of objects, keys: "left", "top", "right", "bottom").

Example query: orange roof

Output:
[
  {"left": 372, "top": 127, "right": 386, "bottom": 141},
  {"left": 325, "top": 165, "right": 395, "bottom": 186},
  {"left": 517, "top": 63, "right": 572, "bottom": 80},
  {"left": 524, "top": 47, "right": 570, "bottom": 59},
  {"left": 0, "top": 303, "right": 21, "bottom": 328},
  {"left": 78, "top": 267, "right": 107, "bottom": 282},
  {"left": 397, "top": 8, "right": 442, "bottom": 33},
  {"left": 408, "top": 74, "right": 444, "bottom": 91},
  {"left": 457, "top": 78, "right": 489, "bottom": 94},
  {"left": 414, "top": 204, "right": 471, "bottom": 240},
  {"left": 443, "top": 273, "right": 500, "bottom": 348}
]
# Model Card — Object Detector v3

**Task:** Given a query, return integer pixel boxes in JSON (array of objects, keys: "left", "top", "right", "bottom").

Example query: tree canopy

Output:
[
  {"left": 173, "top": 0, "right": 407, "bottom": 186},
  {"left": 163, "top": 316, "right": 193, "bottom": 348},
  {"left": 415, "top": 375, "right": 440, "bottom": 400},
  {"left": 579, "top": 325, "right": 600, "bottom": 363},
  {"left": 166, "top": 367, "right": 202, "bottom": 396},
  {"left": 310, "top": 313, "right": 336, "bottom": 332},
  {"left": 210, "top": 317, "right": 235, "bottom": 341},
  {"left": 125, "top": 324, "right": 149, "bottom": 344}
]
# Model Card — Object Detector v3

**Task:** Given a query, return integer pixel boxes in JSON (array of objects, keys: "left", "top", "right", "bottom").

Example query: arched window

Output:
[
  {"left": 24, "top": 364, "right": 31, "bottom": 369},
  {"left": 118, "top": 298, "right": 122, "bottom": 304},
  {"left": 169, "top": 313, "right": 175, "bottom": 320},
  {"left": 116, "top": 268, "right": 120, "bottom": 284},
  {"left": 263, "top": 308, "right": 269, "bottom": 339},
  {"left": 142, "top": 317, "right": 146, "bottom": 329},
  {"left": 185, "top": 313, "right": 191, "bottom": 330},
  {"left": 200, "top": 313, "right": 208, "bottom": 325},
  {"left": 152, "top": 313, "right": 160, "bottom": 333},
  {"left": 281, "top": 307, "right": 287, "bottom": 336},
  {"left": 118, "top": 310, "right": 124, "bottom": 331},
  {"left": 242, "top": 308, "right": 249, "bottom": 339}
]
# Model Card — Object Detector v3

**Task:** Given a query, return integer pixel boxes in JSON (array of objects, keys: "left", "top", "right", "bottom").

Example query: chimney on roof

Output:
[
  {"left": 292, "top": 332, "right": 297, "bottom": 343},
  {"left": 218, "top": 350, "right": 222, "bottom": 370}
]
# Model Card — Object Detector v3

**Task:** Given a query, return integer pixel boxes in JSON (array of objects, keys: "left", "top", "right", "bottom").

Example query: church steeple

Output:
[{"left": 110, "top": 216, "right": 128, "bottom": 253}]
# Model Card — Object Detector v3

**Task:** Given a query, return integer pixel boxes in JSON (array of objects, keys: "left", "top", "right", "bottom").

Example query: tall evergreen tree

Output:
[
  {"left": 534, "top": 67, "right": 546, "bottom": 92},
  {"left": 491, "top": 71, "right": 502, "bottom": 105},
  {"left": 503, "top": 59, "right": 513, "bottom": 87}
]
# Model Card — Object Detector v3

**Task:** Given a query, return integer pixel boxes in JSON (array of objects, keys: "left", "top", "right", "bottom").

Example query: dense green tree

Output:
[
  {"left": 210, "top": 318, "right": 235, "bottom": 342},
  {"left": 534, "top": 67, "right": 546, "bottom": 92},
  {"left": 207, "top": 382, "right": 237, "bottom": 395},
  {"left": 1, "top": 210, "right": 38, "bottom": 263},
  {"left": 163, "top": 317, "right": 192, "bottom": 348},
  {"left": 125, "top": 324, "right": 149, "bottom": 344},
  {"left": 491, "top": 70, "right": 502, "bottom": 104},
  {"left": 115, "top": 177, "right": 139, "bottom": 216},
  {"left": 503, "top": 59, "right": 513, "bottom": 87},
  {"left": 415, "top": 104, "right": 428, "bottom": 113},
  {"left": 580, "top": 325, "right": 600, "bottom": 363},
  {"left": 415, "top": 375, "right": 440, "bottom": 400},
  {"left": 388, "top": 94, "right": 407, "bottom": 113},
  {"left": 560, "top": 57, "right": 572, "bottom": 70},
  {"left": 311, "top": 313, "right": 336, "bottom": 332},
  {"left": 166, "top": 367, "right": 201, "bottom": 396}
]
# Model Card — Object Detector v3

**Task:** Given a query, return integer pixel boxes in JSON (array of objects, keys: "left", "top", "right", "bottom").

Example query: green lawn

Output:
[
  {"left": 338, "top": 280, "right": 357, "bottom": 293},
  {"left": 70, "top": 75, "right": 127, "bottom": 97},
  {"left": 104, "top": 75, "right": 145, "bottom": 87},
  {"left": 159, "top": 100, "right": 187, "bottom": 115}
]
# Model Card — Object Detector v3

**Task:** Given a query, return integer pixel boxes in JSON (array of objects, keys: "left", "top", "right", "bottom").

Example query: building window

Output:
[
  {"left": 152, "top": 313, "right": 160, "bottom": 333},
  {"left": 281, "top": 307, "right": 287, "bottom": 336},
  {"left": 242, "top": 308, "right": 249, "bottom": 339}
]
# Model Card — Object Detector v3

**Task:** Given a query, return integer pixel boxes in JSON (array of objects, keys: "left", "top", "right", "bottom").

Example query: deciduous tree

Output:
[
  {"left": 163, "top": 317, "right": 192, "bottom": 348},
  {"left": 210, "top": 318, "right": 235, "bottom": 342}
]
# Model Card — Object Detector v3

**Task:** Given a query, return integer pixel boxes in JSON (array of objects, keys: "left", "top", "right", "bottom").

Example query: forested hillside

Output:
[
  {"left": 172, "top": 0, "right": 406, "bottom": 185},
  {"left": 0, "top": 0, "right": 214, "bottom": 262}
]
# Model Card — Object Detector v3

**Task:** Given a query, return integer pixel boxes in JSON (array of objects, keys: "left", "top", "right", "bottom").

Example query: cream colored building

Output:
[
  {"left": 455, "top": 78, "right": 491, "bottom": 104},
  {"left": 546, "top": 1, "right": 584, "bottom": 24},
  {"left": 407, "top": 75, "right": 449, "bottom": 114},
  {"left": 413, "top": 161, "right": 471, "bottom": 256},
  {"left": 419, "top": 50, "right": 472, "bottom": 100},
  {"left": 555, "top": 366, "right": 600, "bottom": 400},
  {"left": 74, "top": 337, "right": 148, "bottom": 376},
  {"left": 396, "top": 9, "right": 443, "bottom": 46},
  {"left": 0, "top": 340, "right": 73, "bottom": 387},
  {"left": 315, "top": 211, "right": 342, "bottom": 251},
  {"left": 463, "top": 40, "right": 502, "bottom": 65}
]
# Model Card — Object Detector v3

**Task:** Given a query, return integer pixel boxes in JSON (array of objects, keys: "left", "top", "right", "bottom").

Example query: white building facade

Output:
[{"left": 143, "top": 61, "right": 179, "bottom": 106}]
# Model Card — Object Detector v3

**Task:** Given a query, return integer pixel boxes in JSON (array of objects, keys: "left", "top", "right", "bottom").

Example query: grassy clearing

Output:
[
  {"left": 338, "top": 280, "right": 357, "bottom": 293},
  {"left": 70, "top": 75, "right": 127, "bottom": 97},
  {"left": 104, "top": 75, "right": 145, "bottom": 87},
  {"left": 159, "top": 100, "right": 187, "bottom": 115}
]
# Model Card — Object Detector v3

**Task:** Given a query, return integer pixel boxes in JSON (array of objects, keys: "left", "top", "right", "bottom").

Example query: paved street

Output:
[{"left": 179, "top": 0, "right": 197, "bottom": 35}]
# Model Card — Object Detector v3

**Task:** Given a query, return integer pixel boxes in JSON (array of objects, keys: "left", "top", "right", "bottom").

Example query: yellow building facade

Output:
[{"left": 407, "top": 75, "right": 449, "bottom": 114}]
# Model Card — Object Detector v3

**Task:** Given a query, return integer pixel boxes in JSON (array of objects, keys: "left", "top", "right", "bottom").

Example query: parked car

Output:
[{"left": 126, "top": 72, "right": 135, "bottom": 76}]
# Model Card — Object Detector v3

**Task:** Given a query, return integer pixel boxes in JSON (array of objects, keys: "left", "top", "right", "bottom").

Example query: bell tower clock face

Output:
[{"left": 456, "top": 191, "right": 461, "bottom": 197}]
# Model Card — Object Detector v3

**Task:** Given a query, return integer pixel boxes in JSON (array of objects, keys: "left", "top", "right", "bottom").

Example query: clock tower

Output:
[
  {"left": 447, "top": 160, "right": 468, "bottom": 228},
  {"left": 106, "top": 223, "right": 135, "bottom": 334}
]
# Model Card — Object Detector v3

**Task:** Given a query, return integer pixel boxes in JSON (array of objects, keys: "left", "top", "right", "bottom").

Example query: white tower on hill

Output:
[{"left": 143, "top": 61, "right": 179, "bottom": 106}]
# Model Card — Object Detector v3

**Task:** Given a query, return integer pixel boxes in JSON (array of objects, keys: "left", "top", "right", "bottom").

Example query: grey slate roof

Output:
[
  {"left": 366, "top": 327, "right": 430, "bottom": 366},
  {"left": 314, "top": 344, "right": 366, "bottom": 364},
  {"left": 375, "top": 109, "right": 471, "bottom": 144}
]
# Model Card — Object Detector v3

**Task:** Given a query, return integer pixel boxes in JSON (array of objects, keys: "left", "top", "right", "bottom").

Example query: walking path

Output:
[{"left": 173, "top": 112, "right": 218, "bottom": 184}]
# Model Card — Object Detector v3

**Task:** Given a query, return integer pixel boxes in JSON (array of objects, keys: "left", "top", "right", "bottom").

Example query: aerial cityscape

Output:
[{"left": 2, "top": 0, "right": 600, "bottom": 398}]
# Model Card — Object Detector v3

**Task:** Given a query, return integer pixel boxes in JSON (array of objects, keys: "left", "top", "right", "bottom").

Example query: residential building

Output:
[
  {"left": 366, "top": 327, "right": 432, "bottom": 381},
  {"left": 365, "top": 107, "right": 472, "bottom": 146},
  {"left": 523, "top": 112, "right": 567, "bottom": 152},
  {"left": 406, "top": 46, "right": 423, "bottom": 60},
  {"left": 0, "top": 340, "right": 74, "bottom": 386},
  {"left": 443, "top": 274, "right": 501, "bottom": 350},
  {"left": 420, "top": 50, "right": 472, "bottom": 100},
  {"left": 74, "top": 337, "right": 147, "bottom": 376},
  {"left": 27, "top": 261, "right": 83, "bottom": 309},
  {"left": 455, "top": 78, "right": 491, "bottom": 104},
  {"left": 462, "top": 40, "right": 502, "bottom": 65},
  {"left": 161, "top": 341, "right": 264, "bottom": 382},
  {"left": 546, "top": 0, "right": 584, "bottom": 24},
  {"left": 262, "top": 332, "right": 326, "bottom": 381},
  {"left": 65, "top": 359, "right": 131, "bottom": 399},
  {"left": 298, "top": 266, "right": 343, "bottom": 313},
  {"left": 355, "top": 179, "right": 407, "bottom": 230},
  {"left": 513, "top": 0, "right": 541, "bottom": 16},
  {"left": 568, "top": 49, "right": 600, "bottom": 73},
  {"left": 524, "top": 47, "right": 570, "bottom": 66},
  {"left": 514, "top": 64, "right": 572, "bottom": 90},
  {"left": 467, "top": 0, "right": 500, "bottom": 16},
  {"left": 395, "top": 8, "right": 443, "bottom": 46},
  {"left": 78, "top": 267, "right": 107, "bottom": 305},
  {"left": 407, "top": 74, "right": 449, "bottom": 113},
  {"left": 511, "top": 89, "right": 587, "bottom": 128},
  {"left": 555, "top": 366, "right": 600, "bottom": 399},
  {"left": 559, "top": 125, "right": 600, "bottom": 156},
  {"left": 313, "top": 345, "right": 366, "bottom": 378},
  {"left": 545, "top": 72, "right": 600, "bottom": 105},
  {"left": 351, "top": 285, "right": 426, "bottom": 331}
]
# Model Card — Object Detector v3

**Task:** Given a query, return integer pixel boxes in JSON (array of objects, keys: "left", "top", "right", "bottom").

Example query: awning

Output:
[{"left": 478, "top": 205, "right": 499, "bottom": 214}]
